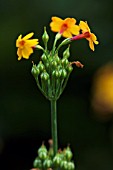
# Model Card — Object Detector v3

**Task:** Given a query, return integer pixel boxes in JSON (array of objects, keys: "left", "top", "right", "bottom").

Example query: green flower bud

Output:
[
  {"left": 53, "top": 153, "right": 62, "bottom": 166},
  {"left": 63, "top": 46, "right": 70, "bottom": 59},
  {"left": 39, "top": 151, "right": 47, "bottom": 160},
  {"left": 37, "top": 61, "right": 45, "bottom": 72},
  {"left": 41, "top": 53, "right": 47, "bottom": 62},
  {"left": 66, "top": 65, "right": 73, "bottom": 73},
  {"left": 60, "top": 69, "right": 67, "bottom": 78},
  {"left": 67, "top": 162, "right": 75, "bottom": 170},
  {"left": 31, "top": 65, "right": 40, "bottom": 77},
  {"left": 43, "top": 158, "right": 52, "bottom": 168},
  {"left": 33, "top": 157, "right": 42, "bottom": 169},
  {"left": 55, "top": 56, "right": 60, "bottom": 64},
  {"left": 64, "top": 147, "right": 73, "bottom": 161},
  {"left": 51, "top": 60, "right": 57, "bottom": 69},
  {"left": 52, "top": 70, "right": 60, "bottom": 78},
  {"left": 40, "top": 71, "right": 49, "bottom": 81},
  {"left": 38, "top": 144, "right": 47, "bottom": 155},
  {"left": 42, "top": 27, "right": 49, "bottom": 44},
  {"left": 61, "top": 58, "right": 69, "bottom": 67},
  {"left": 60, "top": 160, "right": 68, "bottom": 170}
]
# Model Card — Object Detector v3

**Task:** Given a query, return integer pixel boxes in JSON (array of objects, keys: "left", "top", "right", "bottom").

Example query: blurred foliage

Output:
[{"left": 0, "top": 0, "right": 113, "bottom": 170}]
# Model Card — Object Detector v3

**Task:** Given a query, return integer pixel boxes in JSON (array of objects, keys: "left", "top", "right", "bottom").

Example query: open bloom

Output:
[
  {"left": 16, "top": 32, "right": 38, "bottom": 60},
  {"left": 79, "top": 21, "right": 99, "bottom": 51},
  {"left": 50, "top": 16, "right": 80, "bottom": 38}
]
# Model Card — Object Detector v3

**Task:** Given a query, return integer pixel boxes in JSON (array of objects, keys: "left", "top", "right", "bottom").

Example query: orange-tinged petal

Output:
[
  {"left": 23, "top": 32, "right": 34, "bottom": 40},
  {"left": 50, "top": 22, "right": 61, "bottom": 32},
  {"left": 50, "top": 17, "right": 63, "bottom": 32},
  {"left": 70, "top": 25, "right": 80, "bottom": 35},
  {"left": 64, "top": 18, "right": 76, "bottom": 27},
  {"left": 79, "top": 21, "right": 90, "bottom": 33},
  {"left": 22, "top": 47, "right": 33, "bottom": 59},
  {"left": 91, "top": 33, "right": 99, "bottom": 44},
  {"left": 17, "top": 48, "right": 22, "bottom": 60},
  {"left": 62, "top": 30, "right": 72, "bottom": 38},
  {"left": 51, "top": 16, "right": 63, "bottom": 24},
  {"left": 89, "top": 39, "right": 94, "bottom": 51},
  {"left": 16, "top": 34, "right": 22, "bottom": 47},
  {"left": 26, "top": 39, "right": 38, "bottom": 47}
]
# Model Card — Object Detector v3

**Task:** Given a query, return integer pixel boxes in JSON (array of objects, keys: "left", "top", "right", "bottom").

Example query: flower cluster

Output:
[
  {"left": 16, "top": 16, "right": 99, "bottom": 100},
  {"left": 31, "top": 45, "right": 74, "bottom": 100},
  {"left": 32, "top": 142, "right": 75, "bottom": 170},
  {"left": 16, "top": 16, "right": 99, "bottom": 61}
]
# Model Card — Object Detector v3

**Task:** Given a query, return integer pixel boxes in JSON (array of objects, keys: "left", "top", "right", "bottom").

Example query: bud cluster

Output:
[
  {"left": 31, "top": 31, "right": 73, "bottom": 100},
  {"left": 33, "top": 143, "right": 75, "bottom": 170}
]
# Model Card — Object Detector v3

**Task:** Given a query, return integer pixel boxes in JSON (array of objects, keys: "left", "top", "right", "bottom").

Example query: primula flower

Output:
[
  {"left": 50, "top": 16, "right": 80, "bottom": 38},
  {"left": 79, "top": 21, "right": 99, "bottom": 51},
  {"left": 16, "top": 32, "right": 38, "bottom": 60}
]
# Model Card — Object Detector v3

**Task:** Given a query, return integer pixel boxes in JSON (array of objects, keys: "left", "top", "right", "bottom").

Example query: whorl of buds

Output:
[
  {"left": 33, "top": 143, "right": 75, "bottom": 170},
  {"left": 31, "top": 28, "right": 84, "bottom": 100}
]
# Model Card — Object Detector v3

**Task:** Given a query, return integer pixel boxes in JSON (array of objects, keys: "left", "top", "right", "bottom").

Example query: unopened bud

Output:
[
  {"left": 67, "top": 65, "right": 73, "bottom": 73},
  {"left": 37, "top": 61, "right": 45, "bottom": 72},
  {"left": 33, "top": 157, "right": 42, "bottom": 169},
  {"left": 60, "top": 160, "right": 68, "bottom": 170},
  {"left": 43, "top": 158, "right": 52, "bottom": 168},
  {"left": 51, "top": 60, "right": 57, "bottom": 69},
  {"left": 42, "top": 27, "right": 49, "bottom": 44},
  {"left": 63, "top": 46, "right": 70, "bottom": 59},
  {"left": 52, "top": 70, "right": 60, "bottom": 78},
  {"left": 41, "top": 53, "right": 47, "bottom": 62},
  {"left": 53, "top": 153, "right": 62, "bottom": 166},
  {"left": 64, "top": 147, "right": 73, "bottom": 161},
  {"left": 61, "top": 58, "right": 69, "bottom": 67},
  {"left": 40, "top": 71, "right": 49, "bottom": 81},
  {"left": 55, "top": 56, "right": 60, "bottom": 64},
  {"left": 60, "top": 69, "right": 67, "bottom": 78},
  {"left": 67, "top": 162, "right": 75, "bottom": 170},
  {"left": 31, "top": 65, "right": 40, "bottom": 77}
]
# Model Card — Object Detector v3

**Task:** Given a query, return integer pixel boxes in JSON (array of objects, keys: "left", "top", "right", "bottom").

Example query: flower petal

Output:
[
  {"left": 62, "top": 30, "right": 72, "bottom": 38},
  {"left": 79, "top": 21, "right": 90, "bottom": 33},
  {"left": 22, "top": 47, "right": 33, "bottom": 59},
  {"left": 89, "top": 39, "right": 94, "bottom": 51},
  {"left": 16, "top": 34, "right": 22, "bottom": 47},
  {"left": 26, "top": 39, "right": 39, "bottom": 47},
  {"left": 64, "top": 18, "right": 76, "bottom": 27},
  {"left": 50, "top": 17, "right": 63, "bottom": 32},
  {"left": 23, "top": 32, "right": 34, "bottom": 40},
  {"left": 17, "top": 48, "right": 22, "bottom": 60},
  {"left": 70, "top": 25, "right": 80, "bottom": 35}
]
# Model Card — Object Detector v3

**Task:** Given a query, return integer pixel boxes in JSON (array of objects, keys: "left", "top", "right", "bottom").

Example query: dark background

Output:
[{"left": 0, "top": 0, "right": 113, "bottom": 170}]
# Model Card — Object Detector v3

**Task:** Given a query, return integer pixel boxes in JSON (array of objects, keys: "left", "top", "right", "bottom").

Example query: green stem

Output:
[{"left": 50, "top": 99, "right": 58, "bottom": 156}]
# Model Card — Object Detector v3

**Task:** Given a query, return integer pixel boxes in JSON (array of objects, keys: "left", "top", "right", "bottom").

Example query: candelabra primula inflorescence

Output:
[{"left": 16, "top": 16, "right": 99, "bottom": 170}]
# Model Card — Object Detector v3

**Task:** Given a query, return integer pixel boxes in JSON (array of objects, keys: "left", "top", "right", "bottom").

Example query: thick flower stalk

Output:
[{"left": 16, "top": 16, "right": 99, "bottom": 170}]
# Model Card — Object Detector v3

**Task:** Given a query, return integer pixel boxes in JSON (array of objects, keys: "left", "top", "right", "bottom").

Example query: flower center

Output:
[
  {"left": 60, "top": 23, "right": 68, "bottom": 33},
  {"left": 19, "top": 40, "right": 25, "bottom": 47}
]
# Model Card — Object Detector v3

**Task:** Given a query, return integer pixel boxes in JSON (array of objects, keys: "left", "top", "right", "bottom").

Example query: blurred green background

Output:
[{"left": 0, "top": 0, "right": 113, "bottom": 170}]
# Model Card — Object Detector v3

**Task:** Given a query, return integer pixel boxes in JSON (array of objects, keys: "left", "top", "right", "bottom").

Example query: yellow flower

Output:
[
  {"left": 79, "top": 21, "right": 99, "bottom": 51},
  {"left": 16, "top": 32, "right": 38, "bottom": 60},
  {"left": 50, "top": 16, "right": 80, "bottom": 38}
]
